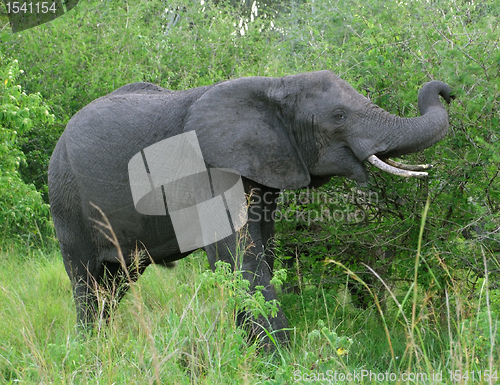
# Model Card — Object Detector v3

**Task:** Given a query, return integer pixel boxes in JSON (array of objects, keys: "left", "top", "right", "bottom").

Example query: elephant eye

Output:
[{"left": 332, "top": 109, "right": 348, "bottom": 124}]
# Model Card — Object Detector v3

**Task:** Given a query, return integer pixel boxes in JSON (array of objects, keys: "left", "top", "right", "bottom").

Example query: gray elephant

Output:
[{"left": 48, "top": 70, "right": 453, "bottom": 345}]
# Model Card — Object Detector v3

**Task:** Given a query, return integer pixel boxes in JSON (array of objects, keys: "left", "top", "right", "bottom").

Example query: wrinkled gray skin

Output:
[{"left": 48, "top": 70, "right": 452, "bottom": 345}]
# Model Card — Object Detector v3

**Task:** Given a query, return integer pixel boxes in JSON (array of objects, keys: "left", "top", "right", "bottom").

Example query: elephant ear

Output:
[{"left": 183, "top": 77, "right": 310, "bottom": 190}]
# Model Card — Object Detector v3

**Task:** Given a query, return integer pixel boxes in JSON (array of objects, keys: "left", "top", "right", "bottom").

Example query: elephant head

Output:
[{"left": 184, "top": 70, "right": 453, "bottom": 188}]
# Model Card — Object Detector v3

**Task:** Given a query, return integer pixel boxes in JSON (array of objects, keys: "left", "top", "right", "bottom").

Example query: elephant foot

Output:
[{"left": 237, "top": 310, "right": 290, "bottom": 350}]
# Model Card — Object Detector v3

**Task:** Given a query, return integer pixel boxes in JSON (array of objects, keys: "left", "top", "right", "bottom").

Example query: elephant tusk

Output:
[
  {"left": 381, "top": 158, "right": 433, "bottom": 171},
  {"left": 367, "top": 155, "right": 429, "bottom": 178}
]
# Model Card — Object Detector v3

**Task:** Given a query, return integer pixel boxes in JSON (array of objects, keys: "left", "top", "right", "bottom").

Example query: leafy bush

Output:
[{"left": 0, "top": 59, "right": 55, "bottom": 245}]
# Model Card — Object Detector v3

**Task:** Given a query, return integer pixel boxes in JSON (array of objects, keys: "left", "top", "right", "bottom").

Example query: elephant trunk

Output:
[
  {"left": 353, "top": 81, "right": 453, "bottom": 176},
  {"left": 387, "top": 81, "right": 453, "bottom": 157}
]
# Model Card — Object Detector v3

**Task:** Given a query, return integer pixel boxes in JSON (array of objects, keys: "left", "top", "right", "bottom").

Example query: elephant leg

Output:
[
  {"left": 61, "top": 247, "right": 101, "bottom": 331},
  {"left": 205, "top": 181, "right": 289, "bottom": 347},
  {"left": 260, "top": 189, "right": 279, "bottom": 271},
  {"left": 62, "top": 240, "right": 147, "bottom": 330},
  {"left": 97, "top": 257, "right": 148, "bottom": 321},
  {"left": 68, "top": 259, "right": 148, "bottom": 330},
  {"left": 244, "top": 185, "right": 289, "bottom": 346}
]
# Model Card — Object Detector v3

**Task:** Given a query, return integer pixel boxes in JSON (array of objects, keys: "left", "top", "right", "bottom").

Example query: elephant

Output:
[{"left": 48, "top": 70, "right": 453, "bottom": 345}]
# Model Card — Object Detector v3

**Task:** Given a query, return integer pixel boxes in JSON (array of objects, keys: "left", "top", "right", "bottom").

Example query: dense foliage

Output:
[
  {"left": 0, "top": 0, "right": 498, "bottom": 382},
  {"left": 0, "top": 58, "right": 54, "bottom": 246}
]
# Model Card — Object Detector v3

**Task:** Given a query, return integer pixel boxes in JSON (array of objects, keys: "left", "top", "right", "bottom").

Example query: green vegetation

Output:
[
  {"left": 0, "top": 59, "right": 54, "bottom": 246},
  {"left": 0, "top": 0, "right": 498, "bottom": 383},
  {"left": 0, "top": 244, "right": 498, "bottom": 383}
]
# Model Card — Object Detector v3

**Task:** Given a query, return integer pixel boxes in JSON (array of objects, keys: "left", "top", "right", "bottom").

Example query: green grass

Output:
[{"left": 0, "top": 243, "right": 498, "bottom": 384}]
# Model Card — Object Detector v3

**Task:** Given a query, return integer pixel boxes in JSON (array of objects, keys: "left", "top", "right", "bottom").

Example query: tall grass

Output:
[{"left": 0, "top": 235, "right": 497, "bottom": 383}]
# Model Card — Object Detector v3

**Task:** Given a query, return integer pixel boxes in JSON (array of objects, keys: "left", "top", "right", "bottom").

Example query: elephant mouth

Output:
[{"left": 367, "top": 155, "right": 432, "bottom": 178}]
